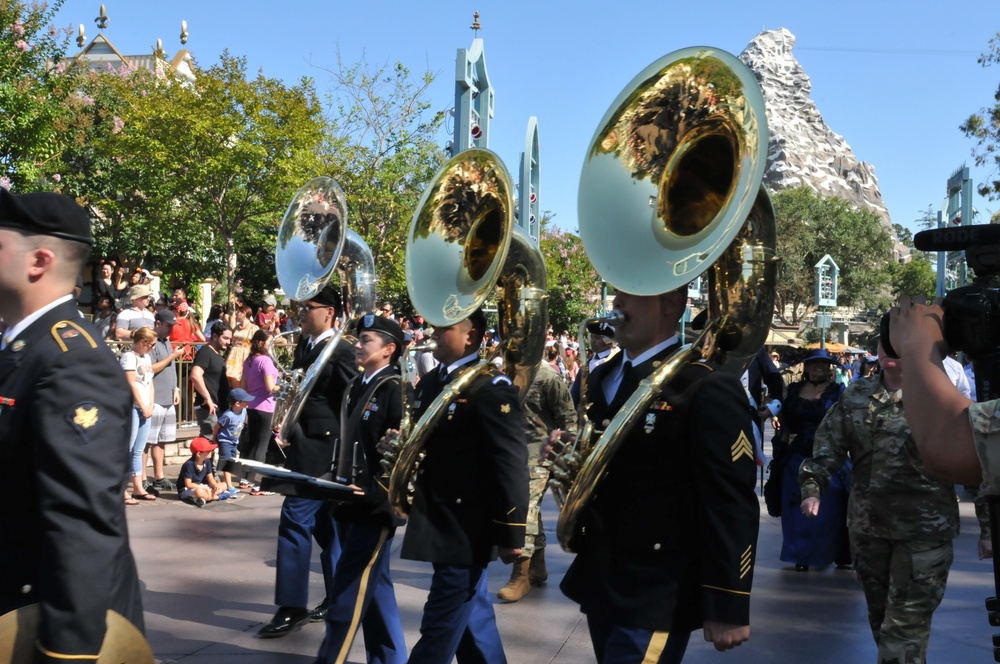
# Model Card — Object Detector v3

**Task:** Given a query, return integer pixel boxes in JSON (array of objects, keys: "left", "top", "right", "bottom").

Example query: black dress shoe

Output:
[
  {"left": 258, "top": 607, "right": 310, "bottom": 638},
  {"left": 309, "top": 602, "right": 328, "bottom": 623},
  {"left": 795, "top": 564, "right": 809, "bottom": 572}
]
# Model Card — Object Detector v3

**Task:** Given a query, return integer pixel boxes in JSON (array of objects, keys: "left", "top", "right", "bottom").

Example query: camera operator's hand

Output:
[
  {"left": 888, "top": 295, "right": 947, "bottom": 359},
  {"left": 889, "top": 295, "right": 981, "bottom": 486}
]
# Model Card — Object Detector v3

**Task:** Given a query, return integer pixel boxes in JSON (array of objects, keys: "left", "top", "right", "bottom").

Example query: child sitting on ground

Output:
[
  {"left": 213, "top": 387, "right": 250, "bottom": 499},
  {"left": 177, "top": 437, "right": 227, "bottom": 507}
]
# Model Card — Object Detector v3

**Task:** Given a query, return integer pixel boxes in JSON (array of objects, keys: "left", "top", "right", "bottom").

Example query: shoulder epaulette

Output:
[{"left": 50, "top": 320, "right": 98, "bottom": 352}]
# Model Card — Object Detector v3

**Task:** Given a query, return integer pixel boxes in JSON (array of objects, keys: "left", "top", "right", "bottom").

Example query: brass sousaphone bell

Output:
[
  {"left": 385, "top": 148, "right": 549, "bottom": 518},
  {"left": 0, "top": 605, "right": 153, "bottom": 664},
  {"left": 270, "top": 176, "right": 376, "bottom": 444},
  {"left": 555, "top": 47, "right": 778, "bottom": 550}
]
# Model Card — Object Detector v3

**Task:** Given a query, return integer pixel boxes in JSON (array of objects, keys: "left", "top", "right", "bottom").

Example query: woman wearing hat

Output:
[{"left": 772, "top": 348, "right": 851, "bottom": 571}]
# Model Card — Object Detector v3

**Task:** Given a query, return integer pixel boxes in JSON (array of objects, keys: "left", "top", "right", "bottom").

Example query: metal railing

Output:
[{"left": 107, "top": 340, "right": 198, "bottom": 426}]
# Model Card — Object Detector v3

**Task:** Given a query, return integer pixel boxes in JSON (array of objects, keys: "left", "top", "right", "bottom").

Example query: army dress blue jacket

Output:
[{"left": 560, "top": 345, "right": 760, "bottom": 633}]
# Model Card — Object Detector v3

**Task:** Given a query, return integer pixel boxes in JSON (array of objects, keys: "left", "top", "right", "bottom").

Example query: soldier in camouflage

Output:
[
  {"left": 799, "top": 342, "right": 958, "bottom": 664},
  {"left": 497, "top": 361, "right": 578, "bottom": 602}
]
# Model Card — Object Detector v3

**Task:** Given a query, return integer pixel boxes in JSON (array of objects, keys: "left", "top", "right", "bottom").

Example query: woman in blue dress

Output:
[{"left": 774, "top": 349, "right": 851, "bottom": 570}]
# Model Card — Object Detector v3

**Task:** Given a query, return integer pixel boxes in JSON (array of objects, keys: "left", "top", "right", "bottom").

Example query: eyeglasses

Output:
[
  {"left": 301, "top": 304, "right": 331, "bottom": 312},
  {"left": 381, "top": 308, "right": 392, "bottom": 313}
]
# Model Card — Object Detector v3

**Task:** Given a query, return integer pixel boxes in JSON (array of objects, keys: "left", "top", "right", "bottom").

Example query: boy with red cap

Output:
[{"left": 177, "top": 437, "right": 227, "bottom": 507}]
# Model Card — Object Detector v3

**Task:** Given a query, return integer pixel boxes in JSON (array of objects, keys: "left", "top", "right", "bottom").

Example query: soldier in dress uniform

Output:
[
  {"left": 559, "top": 289, "right": 759, "bottom": 663},
  {"left": 393, "top": 308, "right": 528, "bottom": 663},
  {"left": 799, "top": 341, "right": 959, "bottom": 664},
  {"left": 259, "top": 285, "right": 359, "bottom": 638},
  {"left": 316, "top": 314, "right": 407, "bottom": 664},
  {"left": 0, "top": 190, "right": 145, "bottom": 659}
]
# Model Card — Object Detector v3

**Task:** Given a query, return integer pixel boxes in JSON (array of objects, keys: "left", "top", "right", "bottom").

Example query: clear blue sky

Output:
[{"left": 55, "top": 0, "right": 1000, "bottom": 238}]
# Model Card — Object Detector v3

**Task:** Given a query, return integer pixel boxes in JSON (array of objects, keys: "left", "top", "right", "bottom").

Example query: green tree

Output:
[
  {"left": 59, "top": 64, "right": 185, "bottom": 273},
  {"left": 772, "top": 187, "right": 894, "bottom": 324},
  {"left": 960, "top": 32, "right": 1000, "bottom": 205},
  {"left": 0, "top": 0, "right": 85, "bottom": 191},
  {"left": 539, "top": 217, "right": 603, "bottom": 334},
  {"left": 892, "top": 223, "right": 913, "bottom": 249},
  {"left": 890, "top": 257, "right": 937, "bottom": 301},
  {"left": 63, "top": 52, "right": 327, "bottom": 304},
  {"left": 315, "top": 52, "right": 446, "bottom": 310}
]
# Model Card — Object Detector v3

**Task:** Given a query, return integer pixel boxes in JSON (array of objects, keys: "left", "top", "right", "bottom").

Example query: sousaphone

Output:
[
  {"left": 384, "top": 148, "right": 548, "bottom": 518},
  {"left": 554, "top": 46, "right": 778, "bottom": 550}
]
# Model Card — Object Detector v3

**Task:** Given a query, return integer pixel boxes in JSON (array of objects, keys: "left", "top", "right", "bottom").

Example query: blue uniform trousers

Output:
[
  {"left": 586, "top": 610, "right": 691, "bottom": 664},
  {"left": 314, "top": 521, "right": 405, "bottom": 664},
  {"left": 408, "top": 563, "right": 506, "bottom": 664},
  {"left": 275, "top": 495, "right": 340, "bottom": 609}
]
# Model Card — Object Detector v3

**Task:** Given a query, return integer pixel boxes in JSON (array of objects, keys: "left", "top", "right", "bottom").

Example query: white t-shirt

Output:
[{"left": 120, "top": 350, "right": 154, "bottom": 407}]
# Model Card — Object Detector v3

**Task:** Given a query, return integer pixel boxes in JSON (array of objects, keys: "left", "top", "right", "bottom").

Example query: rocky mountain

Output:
[{"left": 739, "top": 28, "right": 895, "bottom": 231}]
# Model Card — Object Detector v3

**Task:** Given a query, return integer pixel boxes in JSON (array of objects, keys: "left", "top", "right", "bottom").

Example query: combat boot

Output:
[
  {"left": 497, "top": 557, "right": 531, "bottom": 602},
  {"left": 528, "top": 547, "right": 548, "bottom": 586}
]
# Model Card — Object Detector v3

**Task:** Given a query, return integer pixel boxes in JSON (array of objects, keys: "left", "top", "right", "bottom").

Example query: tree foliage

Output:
[
  {"left": 888, "top": 220, "right": 937, "bottom": 301},
  {"left": 314, "top": 52, "right": 446, "bottom": 309},
  {"left": 890, "top": 257, "right": 937, "bottom": 302},
  {"left": 960, "top": 32, "right": 1000, "bottom": 204},
  {"left": 61, "top": 52, "right": 327, "bottom": 304},
  {"left": 772, "top": 187, "right": 894, "bottom": 324},
  {"left": 0, "top": 0, "right": 85, "bottom": 190},
  {"left": 59, "top": 64, "right": 181, "bottom": 273},
  {"left": 539, "top": 217, "right": 603, "bottom": 334}
]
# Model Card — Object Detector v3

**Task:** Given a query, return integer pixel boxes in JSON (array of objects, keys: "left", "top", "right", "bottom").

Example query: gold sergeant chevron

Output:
[{"left": 731, "top": 431, "right": 754, "bottom": 462}]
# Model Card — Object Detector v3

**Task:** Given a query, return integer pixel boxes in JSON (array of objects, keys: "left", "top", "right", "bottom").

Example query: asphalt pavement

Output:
[{"left": 124, "top": 462, "right": 999, "bottom": 664}]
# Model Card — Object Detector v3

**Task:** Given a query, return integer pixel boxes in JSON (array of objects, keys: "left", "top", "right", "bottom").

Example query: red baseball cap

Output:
[{"left": 189, "top": 437, "right": 217, "bottom": 453}]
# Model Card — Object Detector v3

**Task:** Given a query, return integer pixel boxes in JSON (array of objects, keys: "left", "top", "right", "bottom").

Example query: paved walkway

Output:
[{"left": 127, "top": 467, "right": 998, "bottom": 663}]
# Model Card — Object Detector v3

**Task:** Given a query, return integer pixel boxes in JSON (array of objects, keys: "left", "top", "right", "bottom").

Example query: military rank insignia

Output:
[
  {"left": 60, "top": 328, "right": 80, "bottom": 340},
  {"left": 500, "top": 403, "right": 511, "bottom": 414},
  {"left": 731, "top": 430, "right": 754, "bottom": 462},
  {"left": 11, "top": 340, "right": 25, "bottom": 352},
  {"left": 67, "top": 401, "right": 103, "bottom": 443},
  {"left": 740, "top": 544, "right": 753, "bottom": 579},
  {"left": 643, "top": 412, "right": 656, "bottom": 434}
]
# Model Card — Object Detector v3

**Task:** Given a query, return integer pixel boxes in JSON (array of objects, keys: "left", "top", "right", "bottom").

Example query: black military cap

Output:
[
  {"left": 586, "top": 320, "right": 616, "bottom": 338},
  {"left": 307, "top": 285, "right": 342, "bottom": 310},
  {"left": 358, "top": 312, "right": 405, "bottom": 349},
  {"left": 0, "top": 189, "right": 93, "bottom": 245}
]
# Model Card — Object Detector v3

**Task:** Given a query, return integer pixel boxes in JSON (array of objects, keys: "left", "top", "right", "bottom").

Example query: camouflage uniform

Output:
[
  {"left": 800, "top": 375, "right": 959, "bottom": 664},
  {"left": 969, "top": 400, "right": 1000, "bottom": 494},
  {"left": 521, "top": 362, "right": 578, "bottom": 557}
]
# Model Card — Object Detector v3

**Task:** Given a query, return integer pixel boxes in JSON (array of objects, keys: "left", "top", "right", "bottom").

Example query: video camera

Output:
[
  {"left": 881, "top": 223, "right": 1000, "bottom": 360},
  {"left": 880, "top": 223, "right": 1000, "bottom": 659}
]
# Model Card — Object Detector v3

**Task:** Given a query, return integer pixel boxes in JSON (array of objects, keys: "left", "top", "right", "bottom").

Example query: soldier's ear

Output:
[{"left": 28, "top": 246, "right": 57, "bottom": 279}]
